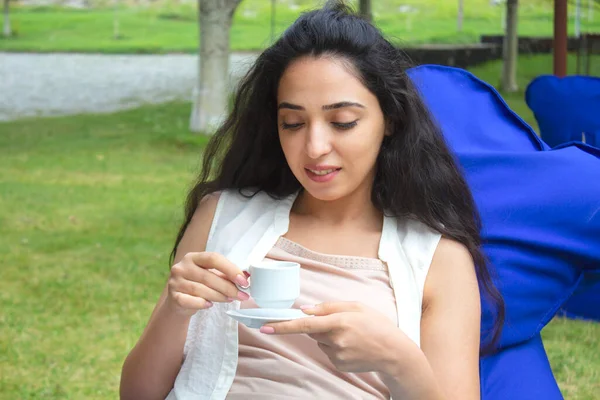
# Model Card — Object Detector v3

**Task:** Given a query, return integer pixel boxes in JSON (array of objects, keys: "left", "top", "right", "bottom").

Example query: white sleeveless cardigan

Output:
[{"left": 166, "top": 189, "right": 442, "bottom": 400}]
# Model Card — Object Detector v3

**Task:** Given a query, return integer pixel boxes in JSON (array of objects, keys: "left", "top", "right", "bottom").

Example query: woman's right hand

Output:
[{"left": 165, "top": 252, "right": 250, "bottom": 316}]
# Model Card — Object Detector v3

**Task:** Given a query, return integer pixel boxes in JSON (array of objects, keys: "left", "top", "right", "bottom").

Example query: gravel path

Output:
[{"left": 0, "top": 52, "right": 258, "bottom": 121}]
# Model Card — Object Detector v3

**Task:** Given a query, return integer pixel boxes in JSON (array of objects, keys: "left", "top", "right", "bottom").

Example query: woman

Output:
[{"left": 120, "top": 2, "right": 504, "bottom": 399}]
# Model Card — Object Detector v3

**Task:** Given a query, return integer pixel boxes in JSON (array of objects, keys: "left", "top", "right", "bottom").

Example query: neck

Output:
[{"left": 292, "top": 185, "right": 382, "bottom": 228}]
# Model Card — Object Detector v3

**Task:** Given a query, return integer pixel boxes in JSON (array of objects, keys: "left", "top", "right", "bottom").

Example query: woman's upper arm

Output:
[
  {"left": 148, "top": 192, "right": 221, "bottom": 325},
  {"left": 420, "top": 237, "right": 481, "bottom": 400},
  {"left": 173, "top": 191, "right": 221, "bottom": 263}
]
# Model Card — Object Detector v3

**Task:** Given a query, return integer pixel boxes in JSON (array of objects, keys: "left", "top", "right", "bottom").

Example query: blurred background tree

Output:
[
  {"left": 359, "top": 0, "right": 372, "bottom": 22},
  {"left": 190, "top": 0, "right": 243, "bottom": 134},
  {"left": 3, "top": 0, "right": 11, "bottom": 37}
]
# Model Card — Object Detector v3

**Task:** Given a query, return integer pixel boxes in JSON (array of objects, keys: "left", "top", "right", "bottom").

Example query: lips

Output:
[
  {"left": 305, "top": 164, "right": 340, "bottom": 172},
  {"left": 306, "top": 168, "right": 338, "bottom": 176},
  {"left": 304, "top": 165, "right": 341, "bottom": 183}
]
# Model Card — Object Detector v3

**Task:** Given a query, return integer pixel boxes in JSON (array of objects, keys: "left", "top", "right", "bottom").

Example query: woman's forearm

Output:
[
  {"left": 379, "top": 340, "right": 447, "bottom": 400},
  {"left": 120, "top": 301, "right": 192, "bottom": 400}
]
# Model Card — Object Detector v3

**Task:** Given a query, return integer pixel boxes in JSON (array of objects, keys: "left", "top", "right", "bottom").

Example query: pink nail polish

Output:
[
  {"left": 260, "top": 326, "right": 275, "bottom": 334},
  {"left": 235, "top": 274, "right": 249, "bottom": 288},
  {"left": 204, "top": 301, "right": 213, "bottom": 308},
  {"left": 300, "top": 305, "right": 315, "bottom": 310},
  {"left": 237, "top": 291, "right": 250, "bottom": 301},
  {"left": 227, "top": 297, "right": 236, "bottom": 302}
]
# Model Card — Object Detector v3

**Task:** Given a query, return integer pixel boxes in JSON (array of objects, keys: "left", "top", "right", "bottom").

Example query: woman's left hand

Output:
[{"left": 261, "top": 302, "right": 414, "bottom": 375}]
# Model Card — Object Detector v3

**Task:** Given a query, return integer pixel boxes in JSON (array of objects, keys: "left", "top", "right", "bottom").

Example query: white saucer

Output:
[{"left": 226, "top": 308, "right": 309, "bottom": 329}]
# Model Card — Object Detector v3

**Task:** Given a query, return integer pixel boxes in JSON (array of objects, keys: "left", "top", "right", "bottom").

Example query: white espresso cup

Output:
[{"left": 238, "top": 261, "right": 301, "bottom": 309}]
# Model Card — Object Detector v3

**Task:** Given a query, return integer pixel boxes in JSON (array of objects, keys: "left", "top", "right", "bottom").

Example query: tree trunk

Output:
[
  {"left": 113, "top": 0, "right": 120, "bottom": 39},
  {"left": 3, "top": 0, "right": 11, "bottom": 38},
  {"left": 189, "top": 0, "right": 242, "bottom": 134},
  {"left": 501, "top": 0, "right": 518, "bottom": 92},
  {"left": 457, "top": 0, "right": 464, "bottom": 32},
  {"left": 359, "top": 0, "right": 372, "bottom": 23}
]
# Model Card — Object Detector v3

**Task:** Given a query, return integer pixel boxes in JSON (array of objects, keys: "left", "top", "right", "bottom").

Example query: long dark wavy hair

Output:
[{"left": 172, "top": 0, "right": 504, "bottom": 354}]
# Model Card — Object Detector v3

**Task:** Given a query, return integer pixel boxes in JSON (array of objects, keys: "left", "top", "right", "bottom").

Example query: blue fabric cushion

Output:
[
  {"left": 480, "top": 334, "right": 563, "bottom": 399},
  {"left": 525, "top": 75, "right": 600, "bottom": 148},
  {"left": 407, "top": 65, "right": 600, "bottom": 349}
]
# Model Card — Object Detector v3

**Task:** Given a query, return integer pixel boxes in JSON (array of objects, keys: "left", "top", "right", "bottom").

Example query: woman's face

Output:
[{"left": 277, "top": 56, "right": 386, "bottom": 202}]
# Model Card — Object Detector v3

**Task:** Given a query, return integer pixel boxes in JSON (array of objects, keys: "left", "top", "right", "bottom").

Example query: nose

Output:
[{"left": 305, "top": 123, "right": 332, "bottom": 159}]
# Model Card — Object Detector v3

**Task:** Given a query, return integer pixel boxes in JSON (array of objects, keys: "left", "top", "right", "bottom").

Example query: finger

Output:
[
  {"left": 210, "top": 269, "right": 250, "bottom": 280},
  {"left": 300, "top": 301, "right": 364, "bottom": 316},
  {"left": 171, "top": 291, "right": 214, "bottom": 310},
  {"left": 179, "top": 279, "right": 236, "bottom": 303},
  {"left": 184, "top": 269, "right": 249, "bottom": 301},
  {"left": 261, "top": 315, "right": 336, "bottom": 335},
  {"left": 185, "top": 252, "right": 249, "bottom": 287}
]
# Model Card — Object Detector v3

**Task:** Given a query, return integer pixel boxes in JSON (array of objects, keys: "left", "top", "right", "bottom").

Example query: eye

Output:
[
  {"left": 332, "top": 120, "right": 358, "bottom": 130},
  {"left": 281, "top": 122, "right": 304, "bottom": 130}
]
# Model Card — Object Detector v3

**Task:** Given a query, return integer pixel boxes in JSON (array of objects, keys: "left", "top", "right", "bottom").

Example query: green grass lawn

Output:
[
  {"left": 1, "top": 0, "right": 600, "bottom": 53},
  {"left": 1, "top": 55, "right": 599, "bottom": 399},
  {"left": 0, "top": 102, "right": 209, "bottom": 398}
]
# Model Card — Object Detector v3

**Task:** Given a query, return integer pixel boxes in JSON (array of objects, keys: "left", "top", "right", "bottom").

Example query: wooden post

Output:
[
  {"left": 575, "top": 0, "right": 581, "bottom": 38},
  {"left": 554, "top": 0, "right": 568, "bottom": 77},
  {"left": 501, "top": 0, "right": 519, "bottom": 92}
]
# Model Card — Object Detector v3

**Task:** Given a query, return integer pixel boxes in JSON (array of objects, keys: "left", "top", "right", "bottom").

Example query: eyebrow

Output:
[{"left": 277, "top": 101, "right": 365, "bottom": 111}]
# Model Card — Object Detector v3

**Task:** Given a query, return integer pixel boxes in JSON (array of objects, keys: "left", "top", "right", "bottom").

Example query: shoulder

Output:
[
  {"left": 193, "top": 191, "right": 222, "bottom": 221},
  {"left": 429, "top": 238, "right": 475, "bottom": 282},
  {"left": 395, "top": 216, "right": 443, "bottom": 245},
  {"left": 173, "top": 188, "right": 286, "bottom": 265},
  {"left": 197, "top": 188, "right": 296, "bottom": 240},
  {"left": 173, "top": 192, "right": 222, "bottom": 262},
  {"left": 423, "top": 237, "right": 478, "bottom": 309},
  {"left": 431, "top": 237, "right": 473, "bottom": 265},
  {"left": 188, "top": 190, "right": 232, "bottom": 231},
  {"left": 393, "top": 216, "right": 443, "bottom": 272}
]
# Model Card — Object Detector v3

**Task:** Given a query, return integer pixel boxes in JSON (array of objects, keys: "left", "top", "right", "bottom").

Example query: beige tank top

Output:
[{"left": 227, "top": 237, "right": 398, "bottom": 400}]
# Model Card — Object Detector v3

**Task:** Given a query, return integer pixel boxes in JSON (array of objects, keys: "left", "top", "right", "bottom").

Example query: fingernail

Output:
[
  {"left": 235, "top": 274, "right": 249, "bottom": 287},
  {"left": 237, "top": 291, "right": 250, "bottom": 301},
  {"left": 300, "top": 305, "right": 315, "bottom": 310},
  {"left": 260, "top": 326, "right": 275, "bottom": 334},
  {"left": 243, "top": 271, "right": 251, "bottom": 278},
  {"left": 227, "top": 297, "right": 236, "bottom": 302},
  {"left": 204, "top": 301, "right": 214, "bottom": 308}
]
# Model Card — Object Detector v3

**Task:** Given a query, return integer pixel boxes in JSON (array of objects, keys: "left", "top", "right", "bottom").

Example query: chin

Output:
[{"left": 300, "top": 183, "right": 347, "bottom": 202}]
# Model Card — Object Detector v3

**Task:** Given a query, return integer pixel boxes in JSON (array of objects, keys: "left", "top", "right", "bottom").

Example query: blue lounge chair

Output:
[
  {"left": 408, "top": 65, "right": 600, "bottom": 400},
  {"left": 525, "top": 75, "right": 600, "bottom": 148}
]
